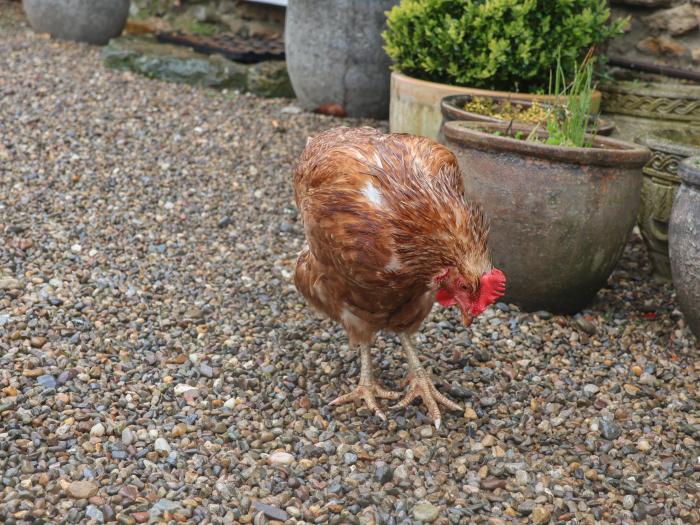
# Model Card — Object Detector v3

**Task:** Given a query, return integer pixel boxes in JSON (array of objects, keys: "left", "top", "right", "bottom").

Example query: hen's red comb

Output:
[{"left": 472, "top": 268, "right": 506, "bottom": 315}]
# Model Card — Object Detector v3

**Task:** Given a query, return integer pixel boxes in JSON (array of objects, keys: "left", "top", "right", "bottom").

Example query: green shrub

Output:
[{"left": 382, "top": 0, "right": 625, "bottom": 93}]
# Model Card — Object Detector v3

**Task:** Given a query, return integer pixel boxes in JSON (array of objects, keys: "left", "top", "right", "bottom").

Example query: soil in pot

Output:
[
  {"left": 442, "top": 120, "right": 650, "bottom": 314},
  {"left": 455, "top": 95, "right": 614, "bottom": 135}
]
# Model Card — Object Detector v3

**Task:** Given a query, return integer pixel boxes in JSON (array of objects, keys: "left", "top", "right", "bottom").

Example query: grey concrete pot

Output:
[
  {"left": 284, "top": 0, "right": 398, "bottom": 118},
  {"left": 443, "top": 120, "right": 650, "bottom": 314},
  {"left": 669, "top": 157, "right": 700, "bottom": 341},
  {"left": 23, "top": 0, "right": 130, "bottom": 45}
]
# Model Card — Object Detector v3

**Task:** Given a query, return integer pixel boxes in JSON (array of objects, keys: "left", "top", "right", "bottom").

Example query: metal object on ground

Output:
[{"left": 155, "top": 31, "right": 284, "bottom": 64}]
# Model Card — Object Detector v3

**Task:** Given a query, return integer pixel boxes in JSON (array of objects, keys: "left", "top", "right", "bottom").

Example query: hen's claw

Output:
[
  {"left": 330, "top": 383, "right": 401, "bottom": 420},
  {"left": 392, "top": 370, "right": 462, "bottom": 429}
]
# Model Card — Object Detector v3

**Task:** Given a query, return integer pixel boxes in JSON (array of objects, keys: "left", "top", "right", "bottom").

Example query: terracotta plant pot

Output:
[
  {"left": 389, "top": 71, "right": 602, "bottom": 139},
  {"left": 437, "top": 94, "right": 614, "bottom": 144},
  {"left": 442, "top": 120, "right": 650, "bottom": 313},
  {"left": 669, "top": 157, "right": 700, "bottom": 341},
  {"left": 601, "top": 78, "right": 700, "bottom": 142},
  {"left": 634, "top": 129, "right": 700, "bottom": 281}
]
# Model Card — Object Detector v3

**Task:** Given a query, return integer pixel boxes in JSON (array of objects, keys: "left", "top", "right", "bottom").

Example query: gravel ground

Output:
[{"left": 1, "top": 5, "right": 699, "bottom": 525}]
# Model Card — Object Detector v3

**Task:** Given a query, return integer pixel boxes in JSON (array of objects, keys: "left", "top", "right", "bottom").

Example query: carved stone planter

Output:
[
  {"left": 669, "top": 157, "right": 700, "bottom": 341},
  {"left": 601, "top": 78, "right": 700, "bottom": 142},
  {"left": 634, "top": 129, "right": 700, "bottom": 280}
]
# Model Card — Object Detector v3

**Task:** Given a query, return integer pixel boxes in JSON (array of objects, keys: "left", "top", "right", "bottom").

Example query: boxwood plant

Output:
[{"left": 382, "top": 0, "right": 625, "bottom": 93}]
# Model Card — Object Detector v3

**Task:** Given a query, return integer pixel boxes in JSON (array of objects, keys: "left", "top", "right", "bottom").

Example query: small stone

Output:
[
  {"left": 121, "top": 428, "right": 134, "bottom": 445},
  {"left": 531, "top": 506, "right": 551, "bottom": 525},
  {"left": 171, "top": 423, "right": 187, "bottom": 438},
  {"left": 154, "top": 438, "right": 171, "bottom": 455},
  {"left": 583, "top": 384, "right": 599, "bottom": 395},
  {"left": 375, "top": 463, "right": 393, "bottom": 483},
  {"left": 151, "top": 499, "right": 180, "bottom": 514},
  {"left": 224, "top": 398, "right": 237, "bottom": 409},
  {"left": 86, "top": 505, "right": 104, "bottom": 523},
  {"left": 393, "top": 465, "right": 408, "bottom": 481},
  {"left": 30, "top": 336, "right": 47, "bottom": 348},
  {"left": 624, "top": 384, "right": 640, "bottom": 396},
  {"left": 199, "top": 363, "right": 214, "bottom": 378},
  {"left": 480, "top": 397, "right": 497, "bottom": 407},
  {"left": 419, "top": 426, "right": 433, "bottom": 438},
  {"left": 464, "top": 407, "right": 478, "bottom": 420},
  {"left": 68, "top": 480, "right": 98, "bottom": 499},
  {"left": 218, "top": 216, "right": 233, "bottom": 228},
  {"left": 252, "top": 501, "right": 288, "bottom": 521},
  {"left": 534, "top": 310, "right": 552, "bottom": 320},
  {"left": 412, "top": 503, "right": 439, "bottom": 522},
  {"left": 281, "top": 105, "right": 302, "bottom": 114},
  {"left": 515, "top": 470, "right": 529, "bottom": 485},
  {"left": 174, "top": 384, "right": 197, "bottom": 395},
  {"left": 344, "top": 452, "right": 357, "bottom": 465},
  {"left": 0, "top": 277, "right": 21, "bottom": 289},
  {"left": 480, "top": 478, "right": 506, "bottom": 490},
  {"left": 637, "top": 438, "right": 652, "bottom": 452},
  {"left": 517, "top": 500, "right": 535, "bottom": 516},
  {"left": 600, "top": 418, "right": 622, "bottom": 440},
  {"left": 481, "top": 434, "right": 496, "bottom": 447},
  {"left": 269, "top": 451, "right": 295, "bottom": 465},
  {"left": 132, "top": 511, "right": 149, "bottom": 523},
  {"left": 631, "top": 365, "right": 643, "bottom": 376},
  {"left": 575, "top": 317, "right": 596, "bottom": 335},
  {"left": 639, "top": 372, "right": 655, "bottom": 385},
  {"left": 90, "top": 423, "right": 106, "bottom": 437},
  {"left": 37, "top": 374, "right": 56, "bottom": 389},
  {"left": 623, "top": 495, "right": 635, "bottom": 510}
]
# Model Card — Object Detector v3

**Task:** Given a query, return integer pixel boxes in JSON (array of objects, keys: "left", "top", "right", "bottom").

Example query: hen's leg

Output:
[
  {"left": 329, "top": 344, "right": 400, "bottom": 420},
  {"left": 394, "top": 333, "right": 462, "bottom": 429}
]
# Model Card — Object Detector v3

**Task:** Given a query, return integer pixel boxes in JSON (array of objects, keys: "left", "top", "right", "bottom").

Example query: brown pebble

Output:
[{"left": 480, "top": 478, "right": 507, "bottom": 490}]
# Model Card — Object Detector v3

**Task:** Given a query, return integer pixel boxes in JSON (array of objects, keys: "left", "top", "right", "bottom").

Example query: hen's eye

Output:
[{"left": 459, "top": 283, "right": 468, "bottom": 291}]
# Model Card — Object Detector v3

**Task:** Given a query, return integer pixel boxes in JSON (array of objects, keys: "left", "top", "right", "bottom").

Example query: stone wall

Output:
[{"left": 609, "top": 0, "right": 700, "bottom": 71}]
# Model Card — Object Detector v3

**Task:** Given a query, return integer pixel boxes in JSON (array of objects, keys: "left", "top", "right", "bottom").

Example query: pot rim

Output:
[
  {"left": 443, "top": 120, "right": 650, "bottom": 168},
  {"left": 440, "top": 94, "right": 614, "bottom": 132},
  {"left": 678, "top": 156, "right": 700, "bottom": 188},
  {"left": 635, "top": 128, "right": 700, "bottom": 158},
  {"left": 391, "top": 71, "right": 602, "bottom": 103}
]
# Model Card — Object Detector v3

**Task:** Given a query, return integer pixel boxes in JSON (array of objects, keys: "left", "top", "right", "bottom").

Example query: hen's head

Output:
[{"left": 433, "top": 266, "right": 506, "bottom": 326}]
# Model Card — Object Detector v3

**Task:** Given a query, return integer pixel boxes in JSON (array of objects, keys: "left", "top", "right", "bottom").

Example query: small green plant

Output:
[
  {"left": 542, "top": 51, "right": 596, "bottom": 148},
  {"left": 383, "top": 0, "right": 625, "bottom": 93}
]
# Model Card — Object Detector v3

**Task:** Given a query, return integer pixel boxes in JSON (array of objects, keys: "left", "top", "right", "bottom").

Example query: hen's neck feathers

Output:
[{"left": 355, "top": 137, "right": 491, "bottom": 283}]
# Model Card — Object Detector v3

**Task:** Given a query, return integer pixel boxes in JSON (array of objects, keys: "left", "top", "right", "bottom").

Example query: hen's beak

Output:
[{"left": 456, "top": 298, "right": 473, "bottom": 327}]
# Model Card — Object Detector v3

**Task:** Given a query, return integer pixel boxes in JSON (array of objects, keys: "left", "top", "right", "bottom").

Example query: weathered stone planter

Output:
[
  {"left": 669, "top": 157, "right": 700, "bottom": 341},
  {"left": 601, "top": 78, "right": 700, "bottom": 142},
  {"left": 442, "top": 120, "right": 650, "bottom": 313},
  {"left": 390, "top": 72, "right": 602, "bottom": 139},
  {"left": 23, "top": 0, "right": 130, "bottom": 45},
  {"left": 634, "top": 129, "right": 700, "bottom": 280},
  {"left": 285, "top": 0, "right": 399, "bottom": 118},
  {"left": 437, "top": 94, "right": 614, "bottom": 144}
]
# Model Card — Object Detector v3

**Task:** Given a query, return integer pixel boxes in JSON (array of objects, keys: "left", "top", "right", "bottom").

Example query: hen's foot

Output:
[
  {"left": 392, "top": 369, "right": 462, "bottom": 429},
  {"left": 330, "top": 382, "right": 400, "bottom": 420},
  {"left": 396, "top": 334, "right": 462, "bottom": 429},
  {"left": 329, "top": 344, "right": 400, "bottom": 420}
]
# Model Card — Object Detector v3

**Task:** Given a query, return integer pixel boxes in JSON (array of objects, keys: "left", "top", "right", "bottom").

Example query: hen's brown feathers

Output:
[{"left": 293, "top": 127, "right": 490, "bottom": 343}]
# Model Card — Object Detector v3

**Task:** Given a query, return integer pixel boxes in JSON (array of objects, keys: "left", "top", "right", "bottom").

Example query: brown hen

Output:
[{"left": 293, "top": 127, "right": 505, "bottom": 428}]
